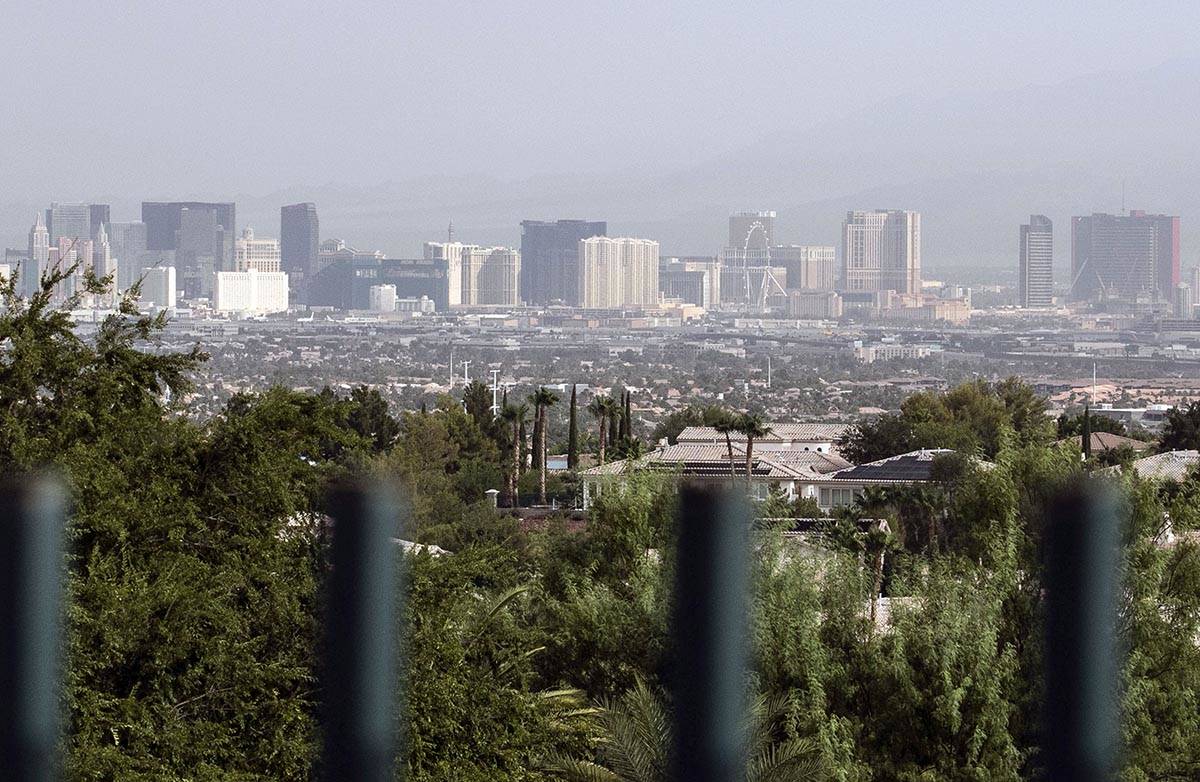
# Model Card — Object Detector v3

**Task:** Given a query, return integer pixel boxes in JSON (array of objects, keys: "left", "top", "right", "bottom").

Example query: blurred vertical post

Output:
[
  {"left": 321, "top": 483, "right": 402, "bottom": 782},
  {"left": 0, "top": 478, "right": 66, "bottom": 782},
  {"left": 1043, "top": 480, "right": 1120, "bottom": 781},
  {"left": 669, "top": 484, "right": 748, "bottom": 782}
]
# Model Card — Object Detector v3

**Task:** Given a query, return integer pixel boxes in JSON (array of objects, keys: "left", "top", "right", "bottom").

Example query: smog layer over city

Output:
[{"left": 3, "top": 2, "right": 1200, "bottom": 780}]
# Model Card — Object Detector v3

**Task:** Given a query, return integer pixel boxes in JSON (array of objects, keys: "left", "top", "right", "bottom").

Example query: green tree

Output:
[
  {"left": 530, "top": 386, "right": 560, "bottom": 505},
  {"left": 1159, "top": 400, "right": 1200, "bottom": 452},
  {"left": 650, "top": 404, "right": 729, "bottom": 446},
  {"left": 714, "top": 409, "right": 740, "bottom": 479},
  {"left": 567, "top": 385, "right": 580, "bottom": 469},
  {"left": 546, "top": 679, "right": 824, "bottom": 782},
  {"left": 589, "top": 396, "right": 618, "bottom": 465},
  {"left": 738, "top": 413, "right": 773, "bottom": 490},
  {"left": 346, "top": 384, "right": 401, "bottom": 452}
]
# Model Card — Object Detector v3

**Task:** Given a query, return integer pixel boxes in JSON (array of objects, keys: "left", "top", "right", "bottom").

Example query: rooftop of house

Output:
[
  {"left": 1053, "top": 431, "right": 1154, "bottom": 453},
  {"left": 1110, "top": 450, "right": 1200, "bottom": 482},
  {"left": 819, "top": 448, "right": 958, "bottom": 484},
  {"left": 580, "top": 442, "right": 850, "bottom": 480},
  {"left": 676, "top": 423, "right": 849, "bottom": 444}
]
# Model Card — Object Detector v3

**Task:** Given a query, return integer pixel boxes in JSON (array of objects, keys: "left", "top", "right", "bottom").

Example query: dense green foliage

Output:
[
  {"left": 837, "top": 378, "right": 1056, "bottom": 463},
  {"left": 4, "top": 272, "right": 1200, "bottom": 779},
  {"left": 1159, "top": 400, "right": 1200, "bottom": 452}
]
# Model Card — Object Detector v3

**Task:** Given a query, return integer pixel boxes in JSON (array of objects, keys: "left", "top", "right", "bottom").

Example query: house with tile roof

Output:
[
  {"left": 1053, "top": 431, "right": 1154, "bottom": 456},
  {"left": 578, "top": 442, "right": 850, "bottom": 509},
  {"left": 808, "top": 448, "right": 960, "bottom": 511},
  {"left": 674, "top": 423, "right": 849, "bottom": 454},
  {"left": 1105, "top": 450, "right": 1200, "bottom": 482}
]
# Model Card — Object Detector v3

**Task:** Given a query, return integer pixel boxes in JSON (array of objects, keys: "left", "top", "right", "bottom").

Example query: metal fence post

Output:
[
  {"left": 0, "top": 477, "right": 67, "bottom": 782},
  {"left": 1043, "top": 480, "right": 1120, "bottom": 781},
  {"left": 670, "top": 484, "right": 749, "bottom": 782},
  {"left": 321, "top": 482, "right": 402, "bottom": 782}
]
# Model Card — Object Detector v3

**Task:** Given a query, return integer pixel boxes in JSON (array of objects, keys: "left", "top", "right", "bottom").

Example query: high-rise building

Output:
[
  {"left": 423, "top": 241, "right": 473, "bottom": 306},
  {"left": 92, "top": 223, "right": 118, "bottom": 302},
  {"left": 108, "top": 221, "right": 153, "bottom": 291},
  {"left": 214, "top": 269, "right": 289, "bottom": 314},
  {"left": 461, "top": 247, "right": 520, "bottom": 306},
  {"left": 89, "top": 204, "right": 111, "bottom": 238},
  {"left": 728, "top": 211, "right": 775, "bottom": 250},
  {"left": 46, "top": 202, "right": 92, "bottom": 243},
  {"left": 1070, "top": 211, "right": 1180, "bottom": 304},
  {"left": 234, "top": 227, "right": 281, "bottom": 272},
  {"left": 25, "top": 213, "right": 50, "bottom": 296},
  {"left": 142, "top": 201, "right": 236, "bottom": 299},
  {"left": 578, "top": 237, "right": 659, "bottom": 309},
  {"left": 139, "top": 266, "right": 177, "bottom": 310},
  {"left": 519, "top": 219, "right": 606, "bottom": 305},
  {"left": 659, "top": 256, "right": 721, "bottom": 309},
  {"left": 771, "top": 245, "right": 836, "bottom": 290},
  {"left": 280, "top": 203, "right": 318, "bottom": 300},
  {"left": 1019, "top": 215, "right": 1054, "bottom": 308},
  {"left": 1175, "top": 282, "right": 1194, "bottom": 319},
  {"left": 842, "top": 210, "right": 921, "bottom": 295},
  {"left": 368, "top": 284, "right": 398, "bottom": 313}
]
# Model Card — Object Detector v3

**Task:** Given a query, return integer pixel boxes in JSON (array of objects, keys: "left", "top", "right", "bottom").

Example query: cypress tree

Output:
[
  {"left": 530, "top": 413, "right": 543, "bottom": 470},
  {"left": 1082, "top": 404, "right": 1093, "bottom": 461},
  {"left": 622, "top": 390, "right": 632, "bottom": 441},
  {"left": 567, "top": 385, "right": 579, "bottom": 469},
  {"left": 518, "top": 416, "right": 528, "bottom": 475},
  {"left": 609, "top": 399, "right": 621, "bottom": 454}
]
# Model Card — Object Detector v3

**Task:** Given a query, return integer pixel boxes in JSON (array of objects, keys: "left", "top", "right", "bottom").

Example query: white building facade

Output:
[
  {"left": 369, "top": 283, "right": 398, "bottom": 312},
  {"left": 462, "top": 247, "right": 520, "bottom": 306},
  {"left": 578, "top": 237, "right": 659, "bottom": 309},
  {"left": 234, "top": 227, "right": 282, "bottom": 273},
  {"left": 140, "top": 266, "right": 177, "bottom": 309},
  {"left": 214, "top": 269, "right": 289, "bottom": 314},
  {"left": 842, "top": 210, "right": 921, "bottom": 295}
]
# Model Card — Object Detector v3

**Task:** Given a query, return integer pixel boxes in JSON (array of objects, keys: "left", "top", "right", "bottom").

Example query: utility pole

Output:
[
  {"left": 767, "top": 355, "right": 772, "bottom": 389},
  {"left": 461, "top": 360, "right": 472, "bottom": 385},
  {"left": 449, "top": 345, "right": 455, "bottom": 388},
  {"left": 490, "top": 369, "right": 501, "bottom": 416}
]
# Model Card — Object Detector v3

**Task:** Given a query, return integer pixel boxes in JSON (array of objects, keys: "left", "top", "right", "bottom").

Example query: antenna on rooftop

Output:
[
  {"left": 448, "top": 220, "right": 454, "bottom": 243},
  {"left": 1121, "top": 180, "right": 1126, "bottom": 216}
]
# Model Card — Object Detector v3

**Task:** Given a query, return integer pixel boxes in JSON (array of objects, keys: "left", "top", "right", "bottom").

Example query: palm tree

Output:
[
  {"left": 515, "top": 401, "right": 530, "bottom": 478},
  {"left": 500, "top": 404, "right": 523, "bottom": 507},
  {"left": 588, "top": 395, "right": 618, "bottom": 465},
  {"left": 738, "top": 413, "right": 773, "bottom": 491},
  {"left": 529, "top": 386, "right": 560, "bottom": 505},
  {"left": 864, "top": 519, "right": 895, "bottom": 625},
  {"left": 714, "top": 410, "right": 739, "bottom": 479},
  {"left": 545, "top": 679, "right": 823, "bottom": 781}
]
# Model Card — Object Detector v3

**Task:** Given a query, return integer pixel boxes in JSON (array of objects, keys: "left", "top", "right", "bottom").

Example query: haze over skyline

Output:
[{"left": 4, "top": 1, "right": 1200, "bottom": 267}]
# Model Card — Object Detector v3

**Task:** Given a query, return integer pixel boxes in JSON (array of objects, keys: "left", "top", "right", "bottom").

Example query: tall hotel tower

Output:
[{"left": 1019, "top": 215, "right": 1053, "bottom": 308}]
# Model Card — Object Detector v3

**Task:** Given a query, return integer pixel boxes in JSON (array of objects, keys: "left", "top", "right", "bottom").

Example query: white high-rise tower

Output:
[
  {"left": 841, "top": 210, "right": 922, "bottom": 295},
  {"left": 92, "top": 223, "right": 119, "bottom": 303},
  {"left": 25, "top": 213, "right": 50, "bottom": 296}
]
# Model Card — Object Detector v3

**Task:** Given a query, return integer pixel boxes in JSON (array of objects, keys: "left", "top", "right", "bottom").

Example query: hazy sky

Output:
[{"left": 3, "top": 1, "right": 1200, "bottom": 199}]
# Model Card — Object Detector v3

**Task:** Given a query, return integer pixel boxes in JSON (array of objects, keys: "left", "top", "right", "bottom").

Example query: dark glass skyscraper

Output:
[
  {"left": 281, "top": 203, "right": 319, "bottom": 301},
  {"left": 89, "top": 204, "right": 111, "bottom": 238},
  {"left": 519, "top": 219, "right": 606, "bottom": 305},
  {"left": 1070, "top": 211, "right": 1180, "bottom": 304},
  {"left": 142, "top": 202, "right": 236, "bottom": 299},
  {"left": 46, "top": 202, "right": 92, "bottom": 243}
]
